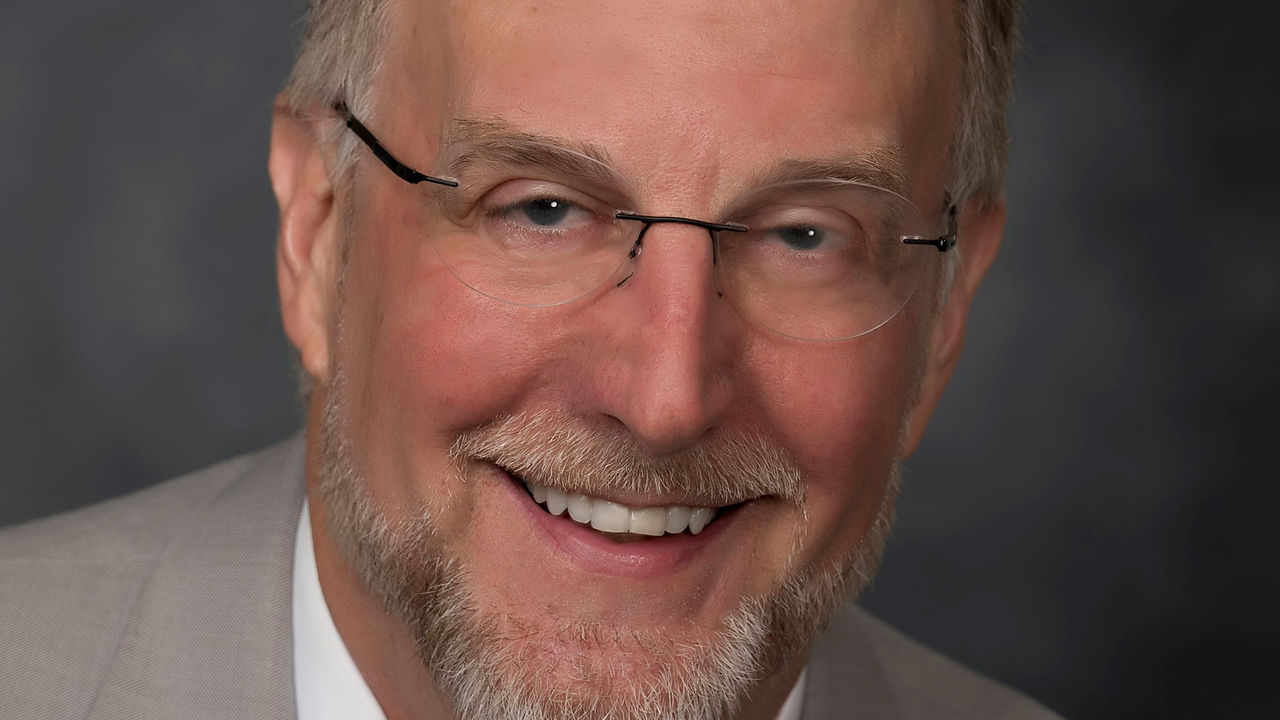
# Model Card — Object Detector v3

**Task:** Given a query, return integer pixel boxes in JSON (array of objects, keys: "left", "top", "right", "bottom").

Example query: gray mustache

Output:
[{"left": 450, "top": 409, "right": 805, "bottom": 506}]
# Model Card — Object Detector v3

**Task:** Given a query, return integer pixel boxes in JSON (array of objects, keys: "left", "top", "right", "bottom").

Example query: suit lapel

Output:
[
  {"left": 87, "top": 438, "right": 306, "bottom": 720},
  {"left": 801, "top": 605, "right": 903, "bottom": 719}
]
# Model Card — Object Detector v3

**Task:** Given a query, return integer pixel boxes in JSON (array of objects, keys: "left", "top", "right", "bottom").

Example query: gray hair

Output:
[
  {"left": 279, "top": 0, "right": 1020, "bottom": 209},
  {"left": 278, "top": 0, "right": 392, "bottom": 189},
  {"left": 952, "top": 0, "right": 1019, "bottom": 209}
]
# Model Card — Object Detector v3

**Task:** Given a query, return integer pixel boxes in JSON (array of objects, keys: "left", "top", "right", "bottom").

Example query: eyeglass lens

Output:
[{"left": 345, "top": 118, "right": 947, "bottom": 341}]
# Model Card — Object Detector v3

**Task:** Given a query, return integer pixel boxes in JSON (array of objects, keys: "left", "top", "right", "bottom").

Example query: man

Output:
[{"left": 1, "top": 0, "right": 1060, "bottom": 718}]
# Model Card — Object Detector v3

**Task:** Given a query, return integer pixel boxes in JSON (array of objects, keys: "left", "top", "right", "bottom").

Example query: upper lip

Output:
[{"left": 496, "top": 464, "right": 761, "bottom": 509}]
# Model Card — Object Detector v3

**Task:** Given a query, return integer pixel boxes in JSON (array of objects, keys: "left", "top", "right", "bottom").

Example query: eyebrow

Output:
[
  {"left": 444, "top": 118, "right": 627, "bottom": 189},
  {"left": 443, "top": 117, "right": 910, "bottom": 199},
  {"left": 751, "top": 147, "right": 910, "bottom": 197}
]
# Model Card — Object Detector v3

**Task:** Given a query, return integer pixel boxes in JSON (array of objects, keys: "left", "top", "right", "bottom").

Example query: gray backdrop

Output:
[{"left": 2, "top": 2, "right": 1277, "bottom": 718}]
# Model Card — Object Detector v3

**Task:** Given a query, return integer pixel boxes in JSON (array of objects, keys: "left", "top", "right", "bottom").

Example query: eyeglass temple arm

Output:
[
  {"left": 901, "top": 201, "right": 958, "bottom": 252},
  {"left": 333, "top": 102, "right": 459, "bottom": 188}
]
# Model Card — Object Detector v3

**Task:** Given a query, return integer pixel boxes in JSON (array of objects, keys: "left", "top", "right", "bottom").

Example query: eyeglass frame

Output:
[
  {"left": 334, "top": 100, "right": 960, "bottom": 337},
  {"left": 335, "top": 101, "right": 956, "bottom": 248}
]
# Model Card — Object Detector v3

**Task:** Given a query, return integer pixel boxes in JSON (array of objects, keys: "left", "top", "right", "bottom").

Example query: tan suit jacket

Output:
[{"left": 0, "top": 438, "right": 1062, "bottom": 719}]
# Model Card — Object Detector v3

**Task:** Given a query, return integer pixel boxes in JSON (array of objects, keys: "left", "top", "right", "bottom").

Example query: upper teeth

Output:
[{"left": 525, "top": 481, "right": 717, "bottom": 536}]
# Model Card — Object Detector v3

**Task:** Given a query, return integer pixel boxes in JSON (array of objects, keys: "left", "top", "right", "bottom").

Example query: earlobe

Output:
[
  {"left": 271, "top": 99, "right": 341, "bottom": 386},
  {"left": 900, "top": 197, "right": 1006, "bottom": 457}
]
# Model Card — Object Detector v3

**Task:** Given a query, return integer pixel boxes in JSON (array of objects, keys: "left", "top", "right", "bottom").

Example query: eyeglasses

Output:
[{"left": 336, "top": 103, "right": 956, "bottom": 341}]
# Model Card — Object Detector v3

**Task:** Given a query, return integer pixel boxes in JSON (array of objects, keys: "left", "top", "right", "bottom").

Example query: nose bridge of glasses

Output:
[
  {"left": 614, "top": 212, "right": 748, "bottom": 235},
  {"left": 613, "top": 212, "right": 748, "bottom": 288}
]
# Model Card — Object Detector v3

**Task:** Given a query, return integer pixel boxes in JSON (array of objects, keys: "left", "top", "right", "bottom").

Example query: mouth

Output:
[
  {"left": 522, "top": 478, "right": 723, "bottom": 538},
  {"left": 490, "top": 461, "right": 748, "bottom": 545},
  {"left": 486, "top": 463, "right": 760, "bottom": 577}
]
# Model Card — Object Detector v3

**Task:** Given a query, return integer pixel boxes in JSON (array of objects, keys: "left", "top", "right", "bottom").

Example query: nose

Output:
[{"left": 590, "top": 220, "right": 738, "bottom": 455}]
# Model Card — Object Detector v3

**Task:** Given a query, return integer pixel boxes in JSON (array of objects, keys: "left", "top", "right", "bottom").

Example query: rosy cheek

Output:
[
  {"left": 377, "top": 270, "right": 513, "bottom": 429},
  {"left": 364, "top": 236, "right": 582, "bottom": 445},
  {"left": 745, "top": 322, "right": 915, "bottom": 544}
]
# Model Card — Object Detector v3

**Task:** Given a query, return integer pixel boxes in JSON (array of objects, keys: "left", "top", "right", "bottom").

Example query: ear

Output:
[
  {"left": 270, "top": 98, "right": 342, "bottom": 387},
  {"left": 900, "top": 197, "right": 1006, "bottom": 457}
]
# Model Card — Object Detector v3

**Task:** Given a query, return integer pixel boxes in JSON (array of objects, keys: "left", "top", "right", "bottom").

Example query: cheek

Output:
[
  {"left": 362, "top": 255, "right": 555, "bottom": 445},
  {"left": 335, "top": 194, "right": 569, "bottom": 504},
  {"left": 746, "top": 321, "right": 919, "bottom": 554}
]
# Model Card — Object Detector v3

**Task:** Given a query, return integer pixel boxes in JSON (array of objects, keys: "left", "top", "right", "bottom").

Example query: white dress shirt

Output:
[
  {"left": 293, "top": 501, "right": 388, "bottom": 720},
  {"left": 293, "top": 502, "right": 806, "bottom": 720}
]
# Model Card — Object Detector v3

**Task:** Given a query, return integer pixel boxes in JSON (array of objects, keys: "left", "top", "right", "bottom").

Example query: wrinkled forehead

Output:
[{"left": 374, "top": 0, "right": 958, "bottom": 204}]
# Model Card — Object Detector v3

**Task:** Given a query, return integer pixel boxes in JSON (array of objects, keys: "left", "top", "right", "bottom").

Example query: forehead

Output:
[{"left": 379, "top": 0, "right": 957, "bottom": 202}]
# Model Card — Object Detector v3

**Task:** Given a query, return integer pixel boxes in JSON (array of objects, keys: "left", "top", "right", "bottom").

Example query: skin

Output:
[{"left": 270, "top": 0, "right": 1006, "bottom": 718}]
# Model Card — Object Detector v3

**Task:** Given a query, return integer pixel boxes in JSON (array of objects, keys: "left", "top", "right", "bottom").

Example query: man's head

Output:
[{"left": 269, "top": 2, "right": 1016, "bottom": 719}]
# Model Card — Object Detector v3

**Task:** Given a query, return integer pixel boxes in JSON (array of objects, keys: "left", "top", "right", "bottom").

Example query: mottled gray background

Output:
[{"left": 2, "top": 1, "right": 1277, "bottom": 718}]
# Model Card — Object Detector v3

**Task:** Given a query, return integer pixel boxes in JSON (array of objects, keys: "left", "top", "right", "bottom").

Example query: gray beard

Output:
[{"left": 315, "top": 366, "right": 898, "bottom": 720}]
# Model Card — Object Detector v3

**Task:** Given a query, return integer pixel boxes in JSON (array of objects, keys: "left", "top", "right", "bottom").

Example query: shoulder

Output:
[
  {"left": 0, "top": 437, "right": 304, "bottom": 720},
  {"left": 804, "top": 605, "right": 1064, "bottom": 720},
  {"left": 0, "top": 447, "right": 268, "bottom": 563}
]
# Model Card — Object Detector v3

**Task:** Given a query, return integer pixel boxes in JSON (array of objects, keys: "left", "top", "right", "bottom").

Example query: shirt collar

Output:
[{"left": 293, "top": 500, "right": 388, "bottom": 720}]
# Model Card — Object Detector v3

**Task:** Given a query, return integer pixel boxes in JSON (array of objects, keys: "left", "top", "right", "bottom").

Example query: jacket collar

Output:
[{"left": 801, "top": 603, "right": 903, "bottom": 719}]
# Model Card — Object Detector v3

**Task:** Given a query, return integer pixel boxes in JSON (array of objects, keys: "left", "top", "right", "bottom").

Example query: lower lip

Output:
[{"left": 492, "top": 466, "right": 742, "bottom": 579}]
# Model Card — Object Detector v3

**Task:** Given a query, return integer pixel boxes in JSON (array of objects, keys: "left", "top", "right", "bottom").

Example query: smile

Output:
[{"left": 521, "top": 480, "right": 720, "bottom": 536}]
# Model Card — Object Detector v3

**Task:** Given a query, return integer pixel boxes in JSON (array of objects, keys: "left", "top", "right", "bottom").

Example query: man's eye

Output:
[
  {"left": 493, "top": 195, "right": 592, "bottom": 230},
  {"left": 734, "top": 205, "right": 862, "bottom": 256},
  {"left": 772, "top": 225, "right": 828, "bottom": 251},
  {"left": 519, "top": 197, "right": 573, "bottom": 227},
  {"left": 758, "top": 223, "right": 854, "bottom": 254}
]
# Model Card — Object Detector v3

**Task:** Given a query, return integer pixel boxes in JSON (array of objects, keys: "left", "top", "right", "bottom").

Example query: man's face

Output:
[{"left": 293, "top": 0, "right": 970, "bottom": 717}]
